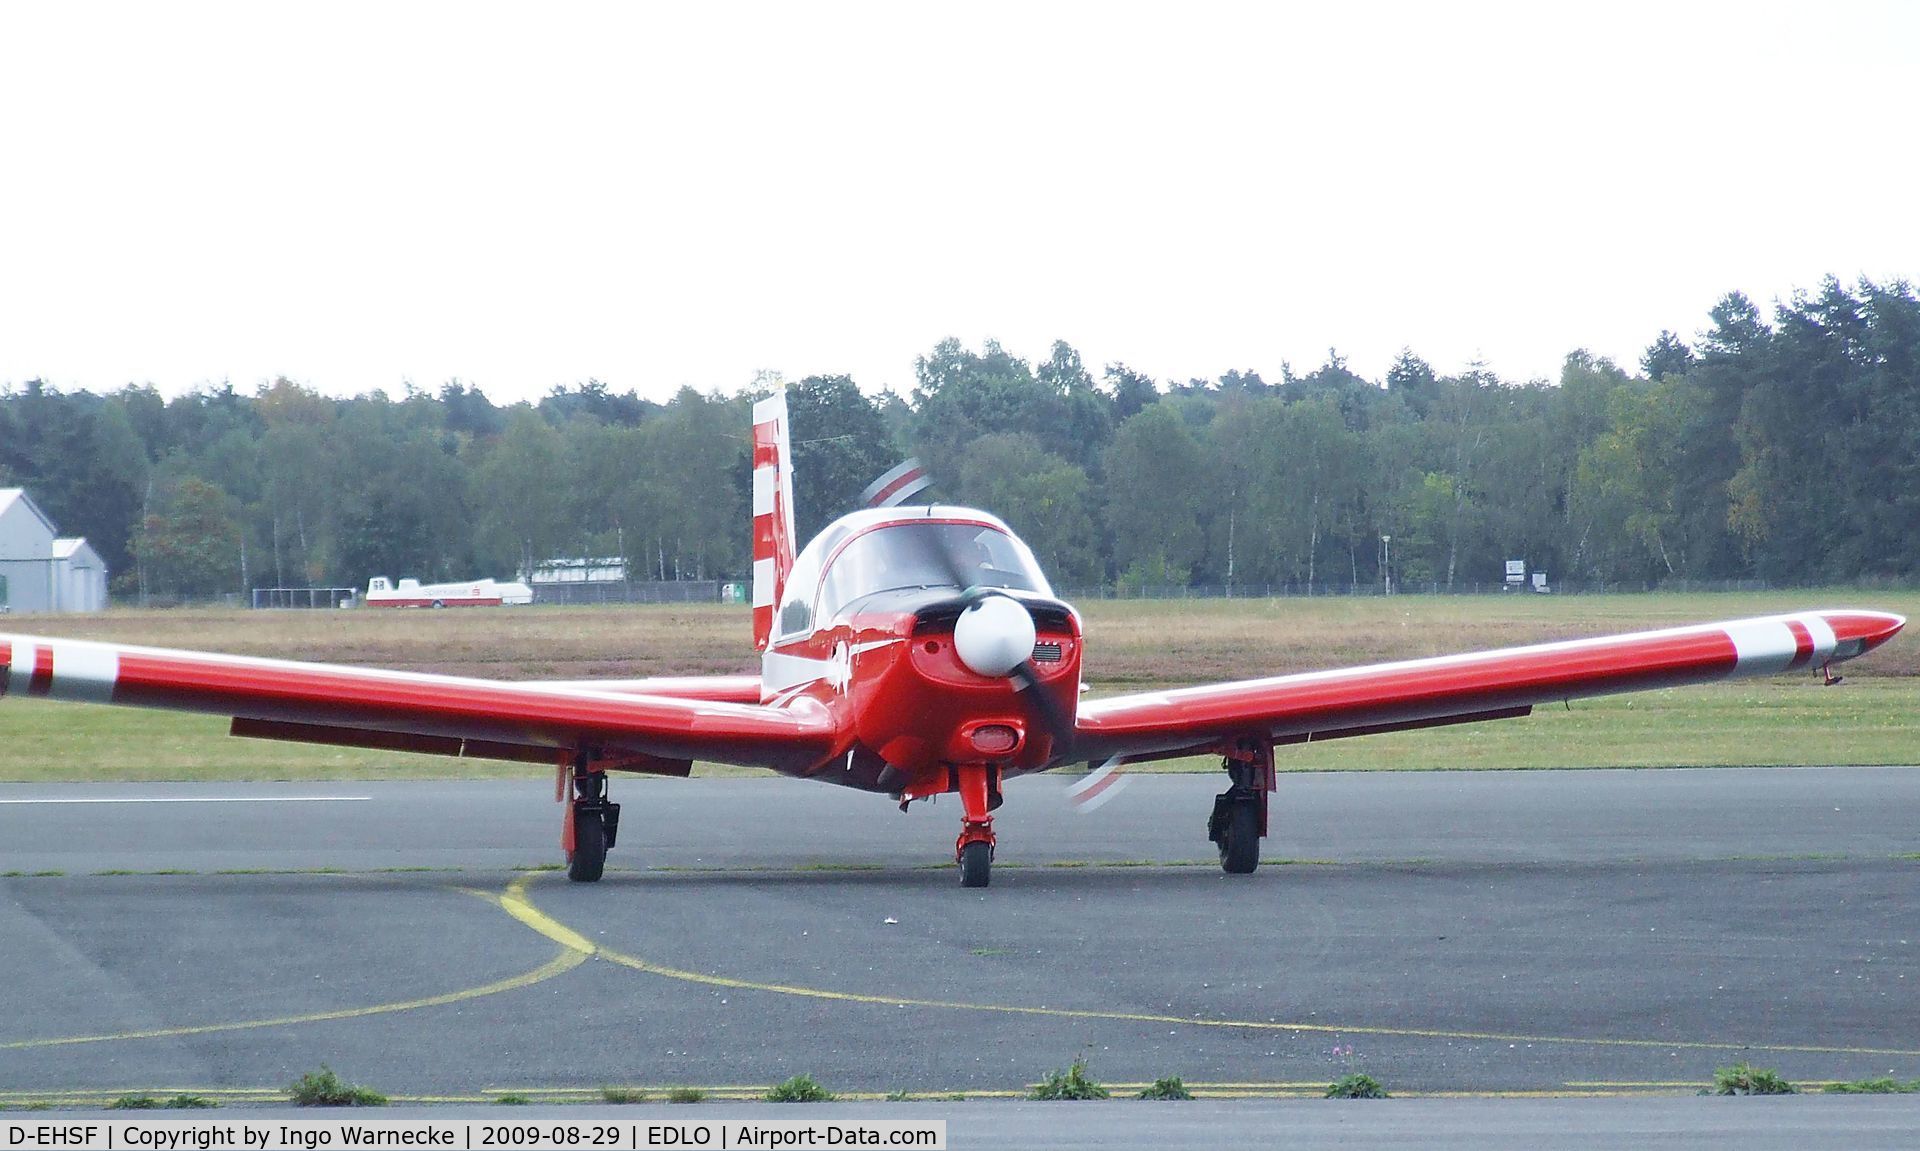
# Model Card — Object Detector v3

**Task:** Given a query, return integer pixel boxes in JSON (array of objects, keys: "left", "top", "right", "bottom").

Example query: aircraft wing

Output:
[
  {"left": 0, "top": 635, "right": 830, "bottom": 773},
  {"left": 523, "top": 675, "right": 763, "bottom": 704},
  {"left": 1072, "top": 610, "right": 1906, "bottom": 764}
]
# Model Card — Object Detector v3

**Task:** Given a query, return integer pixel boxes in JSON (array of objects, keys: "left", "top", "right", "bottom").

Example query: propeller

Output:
[
  {"left": 1066, "top": 755, "right": 1131, "bottom": 813},
  {"left": 911, "top": 526, "right": 1076, "bottom": 758}
]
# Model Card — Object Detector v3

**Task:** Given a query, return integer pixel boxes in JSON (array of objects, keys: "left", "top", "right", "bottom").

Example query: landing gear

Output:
[
  {"left": 1212, "top": 798, "right": 1259, "bottom": 873},
  {"left": 955, "top": 762, "right": 998, "bottom": 888},
  {"left": 565, "top": 754, "right": 621, "bottom": 883},
  {"left": 958, "top": 840, "right": 992, "bottom": 888},
  {"left": 569, "top": 805, "right": 608, "bottom": 882},
  {"left": 1208, "top": 740, "right": 1273, "bottom": 875}
]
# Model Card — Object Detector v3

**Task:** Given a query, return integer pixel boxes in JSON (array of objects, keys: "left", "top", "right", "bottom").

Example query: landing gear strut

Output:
[
  {"left": 955, "top": 762, "right": 999, "bottom": 888},
  {"left": 565, "top": 753, "right": 621, "bottom": 883},
  {"left": 1208, "top": 740, "right": 1273, "bottom": 875}
]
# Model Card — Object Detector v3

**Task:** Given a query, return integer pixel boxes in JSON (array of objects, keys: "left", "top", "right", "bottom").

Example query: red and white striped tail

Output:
[{"left": 751, "top": 392, "right": 798, "bottom": 651}]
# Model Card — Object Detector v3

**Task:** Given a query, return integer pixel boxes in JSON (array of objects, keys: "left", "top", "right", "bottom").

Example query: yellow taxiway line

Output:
[
  {"left": 0, "top": 887, "right": 585, "bottom": 1051},
  {"left": 501, "top": 872, "right": 1920, "bottom": 1062}
]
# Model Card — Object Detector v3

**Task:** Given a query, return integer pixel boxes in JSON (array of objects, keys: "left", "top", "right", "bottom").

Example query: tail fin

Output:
[{"left": 751, "top": 391, "right": 798, "bottom": 651}]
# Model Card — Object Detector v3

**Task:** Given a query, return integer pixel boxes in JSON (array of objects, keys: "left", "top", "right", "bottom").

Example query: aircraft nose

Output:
[{"left": 952, "top": 595, "right": 1038, "bottom": 678}]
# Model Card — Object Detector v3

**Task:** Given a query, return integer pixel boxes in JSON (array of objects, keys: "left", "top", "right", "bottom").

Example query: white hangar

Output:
[{"left": 0, "top": 488, "right": 109, "bottom": 614}]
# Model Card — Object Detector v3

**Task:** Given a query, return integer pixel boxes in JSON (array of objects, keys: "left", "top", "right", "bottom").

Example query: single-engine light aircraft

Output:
[{"left": 0, "top": 394, "right": 1906, "bottom": 887}]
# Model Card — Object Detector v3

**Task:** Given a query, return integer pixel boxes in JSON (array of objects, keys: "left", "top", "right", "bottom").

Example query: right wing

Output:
[
  {"left": 0, "top": 635, "right": 832, "bottom": 773},
  {"left": 1073, "top": 610, "right": 1905, "bottom": 764}
]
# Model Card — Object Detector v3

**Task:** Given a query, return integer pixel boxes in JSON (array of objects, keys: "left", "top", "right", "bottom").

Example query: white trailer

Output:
[{"left": 364, "top": 576, "right": 533, "bottom": 608}]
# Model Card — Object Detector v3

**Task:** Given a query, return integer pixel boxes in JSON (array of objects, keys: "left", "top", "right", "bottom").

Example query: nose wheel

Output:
[
  {"left": 958, "top": 839, "right": 993, "bottom": 887},
  {"left": 955, "top": 762, "right": 999, "bottom": 887}
]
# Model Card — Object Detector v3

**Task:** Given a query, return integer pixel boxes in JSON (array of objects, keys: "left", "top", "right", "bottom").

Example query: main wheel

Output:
[
  {"left": 958, "top": 840, "right": 992, "bottom": 888},
  {"left": 1218, "top": 800, "right": 1259, "bottom": 874},
  {"left": 568, "top": 808, "right": 607, "bottom": 882}
]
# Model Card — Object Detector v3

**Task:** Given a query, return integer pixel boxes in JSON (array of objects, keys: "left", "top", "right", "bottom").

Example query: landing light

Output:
[{"left": 970, "top": 724, "right": 1020, "bottom": 755}]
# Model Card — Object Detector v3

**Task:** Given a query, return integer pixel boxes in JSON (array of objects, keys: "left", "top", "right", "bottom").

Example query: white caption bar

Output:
[{"left": 0, "top": 1120, "right": 947, "bottom": 1151}]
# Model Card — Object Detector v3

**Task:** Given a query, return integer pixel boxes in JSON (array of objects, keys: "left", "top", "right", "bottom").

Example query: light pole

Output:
[{"left": 1380, "top": 535, "right": 1392, "bottom": 596}]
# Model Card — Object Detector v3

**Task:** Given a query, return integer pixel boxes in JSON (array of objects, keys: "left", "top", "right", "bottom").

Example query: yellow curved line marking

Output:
[
  {"left": 505, "top": 873, "right": 1920, "bottom": 1060},
  {"left": 0, "top": 885, "right": 585, "bottom": 1051}
]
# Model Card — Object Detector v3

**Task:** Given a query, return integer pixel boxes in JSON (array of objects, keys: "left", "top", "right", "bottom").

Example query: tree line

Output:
[{"left": 2, "top": 276, "right": 1915, "bottom": 601}]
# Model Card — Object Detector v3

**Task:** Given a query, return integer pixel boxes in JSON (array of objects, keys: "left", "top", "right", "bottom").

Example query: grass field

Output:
[{"left": 1, "top": 590, "right": 1915, "bottom": 782}]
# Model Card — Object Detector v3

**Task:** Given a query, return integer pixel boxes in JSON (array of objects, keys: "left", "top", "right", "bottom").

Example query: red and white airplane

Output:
[{"left": 0, "top": 394, "right": 1905, "bottom": 887}]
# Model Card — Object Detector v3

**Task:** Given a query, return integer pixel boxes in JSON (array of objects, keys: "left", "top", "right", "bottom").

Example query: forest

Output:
[{"left": 2, "top": 277, "right": 1915, "bottom": 601}]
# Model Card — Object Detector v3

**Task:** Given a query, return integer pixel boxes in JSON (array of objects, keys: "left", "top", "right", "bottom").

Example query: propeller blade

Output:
[
  {"left": 905, "top": 521, "right": 971, "bottom": 595},
  {"left": 1066, "top": 756, "right": 1129, "bottom": 813},
  {"left": 1011, "top": 658, "right": 1074, "bottom": 757}
]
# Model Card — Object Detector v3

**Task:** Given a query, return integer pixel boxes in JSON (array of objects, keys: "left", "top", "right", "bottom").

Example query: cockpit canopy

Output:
[{"left": 775, "top": 512, "right": 1052, "bottom": 639}]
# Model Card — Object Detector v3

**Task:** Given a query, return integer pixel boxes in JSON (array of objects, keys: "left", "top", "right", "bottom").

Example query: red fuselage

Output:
[{"left": 762, "top": 587, "right": 1082, "bottom": 798}]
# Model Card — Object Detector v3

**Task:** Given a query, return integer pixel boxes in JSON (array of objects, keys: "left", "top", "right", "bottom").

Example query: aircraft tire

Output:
[
  {"left": 568, "top": 809, "right": 607, "bottom": 882},
  {"left": 958, "top": 840, "right": 992, "bottom": 888},
  {"left": 1218, "top": 800, "right": 1259, "bottom": 874}
]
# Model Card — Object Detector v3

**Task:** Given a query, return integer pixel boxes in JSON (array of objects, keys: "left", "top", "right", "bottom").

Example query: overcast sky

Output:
[{"left": 3, "top": 2, "right": 1915, "bottom": 404}]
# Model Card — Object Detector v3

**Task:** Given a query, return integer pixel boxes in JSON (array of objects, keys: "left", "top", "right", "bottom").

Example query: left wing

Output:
[
  {"left": 0, "top": 635, "right": 830, "bottom": 772},
  {"left": 1073, "top": 610, "right": 1905, "bottom": 764}
]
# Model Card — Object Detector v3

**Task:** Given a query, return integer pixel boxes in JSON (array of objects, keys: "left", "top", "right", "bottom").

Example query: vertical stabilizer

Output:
[{"left": 750, "top": 392, "right": 798, "bottom": 650}]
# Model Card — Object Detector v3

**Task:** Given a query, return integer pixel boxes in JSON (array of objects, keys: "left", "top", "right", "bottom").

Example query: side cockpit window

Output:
[{"left": 773, "top": 526, "right": 840, "bottom": 642}]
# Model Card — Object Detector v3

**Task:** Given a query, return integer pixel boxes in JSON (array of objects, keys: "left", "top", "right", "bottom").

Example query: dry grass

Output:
[{"left": 2, "top": 590, "right": 1914, "bottom": 781}]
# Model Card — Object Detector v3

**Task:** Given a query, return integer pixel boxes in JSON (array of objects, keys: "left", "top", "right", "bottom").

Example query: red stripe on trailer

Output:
[
  {"left": 28, "top": 646, "right": 54, "bottom": 697},
  {"left": 0, "top": 640, "right": 10, "bottom": 697}
]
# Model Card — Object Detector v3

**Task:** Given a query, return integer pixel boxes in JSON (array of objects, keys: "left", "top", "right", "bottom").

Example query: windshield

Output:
[{"left": 817, "top": 522, "right": 1051, "bottom": 624}]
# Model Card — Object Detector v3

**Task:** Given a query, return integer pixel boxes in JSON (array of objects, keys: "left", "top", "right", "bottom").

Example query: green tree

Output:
[
  {"left": 1104, "top": 404, "right": 1211, "bottom": 585},
  {"left": 955, "top": 434, "right": 1100, "bottom": 584},
  {"left": 783, "top": 375, "right": 899, "bottom": 539},
  {"left": 1568, "top": 376, "right": 1705, "bottom": 581},
  {"left": 471, "top": 407, "right": 567, "bottom": 578},
  {"left": 134, "top": 478, "right": 242, "bottom": 597},
  {"left": 1103, "top": 363, "right": 1159, "bottom": 423},
  {"left": 1640, "top": 330, "right": 1694, "bottom": 380},
  {"left": 1241, "top": 396, "right": 1363, "bottom": 589}
]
